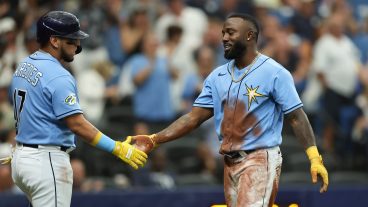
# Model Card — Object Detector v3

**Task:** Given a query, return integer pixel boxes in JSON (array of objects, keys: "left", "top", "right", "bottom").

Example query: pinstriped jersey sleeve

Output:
[
  {"left": 193, "top": 75, "right": 214, "bottom": 108},
  {"left": 272, "top": 68, "right": 303, "bottom": 114}
]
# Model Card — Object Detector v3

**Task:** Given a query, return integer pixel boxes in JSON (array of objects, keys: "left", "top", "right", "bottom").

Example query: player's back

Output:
[{"left": 10, "top": 51, "right": 79, "bottom": 147}]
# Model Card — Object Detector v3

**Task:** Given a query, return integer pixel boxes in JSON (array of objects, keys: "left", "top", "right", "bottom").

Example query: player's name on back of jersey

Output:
[{"left": 14, "top": 62, "right": 43, "bottom": 87}]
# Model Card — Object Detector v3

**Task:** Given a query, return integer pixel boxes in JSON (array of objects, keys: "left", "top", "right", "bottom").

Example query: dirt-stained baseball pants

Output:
[{"left": 223, "top": 146, "right": 282, "bottom": 207}]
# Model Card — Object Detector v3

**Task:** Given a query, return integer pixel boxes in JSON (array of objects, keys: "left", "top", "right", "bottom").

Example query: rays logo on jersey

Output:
[
  {"left": 65, "top": 94, "right": 77, "bottom": 105},
  {"left": 244, "top": 84, "right": 266, "bottom": 109}
]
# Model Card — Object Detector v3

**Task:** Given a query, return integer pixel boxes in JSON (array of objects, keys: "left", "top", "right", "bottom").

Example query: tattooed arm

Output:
[
  {"left": 285, "top": 107, "right": 316, "bottom": 149},
  {"left": 285, "top": 107, "right": 328, "bottom": 193},
  {"left": 154, "top": 107, "right": 214, "bottom": 144}
]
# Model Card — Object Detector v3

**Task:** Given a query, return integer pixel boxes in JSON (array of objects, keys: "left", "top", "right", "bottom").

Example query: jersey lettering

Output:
[
  {"left": 13, "top": 89, "right": 27, "bottom": 134},
  {"left": 14, "top": 62, "right": 43, "bottom": 86}
]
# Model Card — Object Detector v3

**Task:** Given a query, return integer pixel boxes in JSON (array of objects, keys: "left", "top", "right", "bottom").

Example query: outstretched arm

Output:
[
  {"left": 285, "top": 107, "right": 328, "bottom": 193},
  {"left": 132, "top": 107, "right": 213, "bottom": 152},
  {"left": 64, "top": 113, "right": 147, "bottom": 170},
  {"left": 156, "top": 107, "right": 213, "bottom": 144}
]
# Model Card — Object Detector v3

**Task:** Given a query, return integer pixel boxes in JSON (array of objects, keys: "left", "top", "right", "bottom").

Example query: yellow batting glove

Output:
[
  {"left": 112, "top": 136, "right": 148, "bottom": 170},
  {"left": 306, "top": 146, "right": 329, "bottom": 193},
  {"left": 0, "top": 145, "right": 14, "bottom": 165},
  {"left": 0, "top": 156, "right": 11, "bottom": 165}
]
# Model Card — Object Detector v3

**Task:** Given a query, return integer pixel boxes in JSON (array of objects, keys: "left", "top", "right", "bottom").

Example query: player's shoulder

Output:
[
  {"left": 28, "top": 51, "right": 71, "bottom": 76},
  {"left": 260, "top": 54, "right": 290, "bottom": 76}
]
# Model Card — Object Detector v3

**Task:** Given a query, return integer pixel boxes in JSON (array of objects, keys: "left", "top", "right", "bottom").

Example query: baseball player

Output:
[
  {"left": 132, "top": 13, "right": 329, "bottom": 207},
  {"left": 8, "top": 11, "right": 147, "bottom": 207}
]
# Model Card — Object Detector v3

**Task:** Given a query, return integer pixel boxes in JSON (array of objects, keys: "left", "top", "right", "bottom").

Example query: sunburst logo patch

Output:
[{"left": 244, "top": 84, "right": 266, "bottom": 109}]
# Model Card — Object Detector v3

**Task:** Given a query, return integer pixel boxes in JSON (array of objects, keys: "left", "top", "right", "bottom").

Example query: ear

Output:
[
  {"left": 49, "top": 36, "right": 60, "bottom": 49},
  {"left": 247, "top": 31, "right": 254, "bottom": 41}
]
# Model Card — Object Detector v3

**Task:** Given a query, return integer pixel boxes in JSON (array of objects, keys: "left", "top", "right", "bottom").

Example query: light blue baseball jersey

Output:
[
  {"left": 193, "top": 54, "right": 302, "bottom": 152},
  {"left": 10, "top": 51, "right": 82, "bottom": 147}
]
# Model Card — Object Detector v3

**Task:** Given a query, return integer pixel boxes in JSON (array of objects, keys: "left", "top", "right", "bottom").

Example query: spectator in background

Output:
[
  {"left": 312, "top": 13, "right": 361, "bottom": 154},
  {"left": 157, "top": 24, "right": 186, "bottom": 114},
  {"left": 0, "top": 117, "right": 16, "bottom": 194},
  {"left": 103, "top": 0, "right": 128, "bottom": 69},
  {"left": 181, "top": 46, "right": 221, "bottom": 181},
  {"left": 288, "top": 0, "right": 321, "bottom": 43},
  {"left": 0, "top": 17, "right": 17, "bottom": 73},
  {"left": 22, "top": 26, "right": 39, "bottom": 56},
  {"left": 0, "top": 83, "right": 13, "bottom": 138},
  {"left": 14, "top": 5, "right": 40, "bottom": 62},
  {"left": 352, "top": 76, "right": 368, "bottom": 170},
  {"left": 0, "top": 17, "right": 15, "bottom": 137},
  {"left": 71, "top": 158, "right": 108, "bottom": 192},
  {"left": 121, "top": 6, "right": 151, "bottom": 58},
  {"left": 73, "top": 0, "right": 105, "bottom": 50},
  {"left": 352, "top": 17, "right": 368, "bottom": 65},
  {"left": 107, "top": 5, "right": 153, "bottom": 102},
  {"left": 208, "top": 0, "right": 254, "bottom": 20},
  {"left": 203, "top": 17, "right": 227, "bottom": 66},
  {"left": 155, "top": 0, "right": 209, "bottom": 113},
  {"left": 195, "top": 141, "right": 219, "bottom": 183},
  {"left": 252, "top": 0, "right": 279, "bottom": 24},
  {"left": 155, "top": 0, "right": 208, "bottom": 52},
  {"left": 77, "top": 61, "right": 114, "bottom": 126},
  {"left": 148, "top": 149, "right": 175, "bottom": 189},
  {"left": 71, "top": 0, "right": 109, "bottom": 75},
  {"left": 260, "top": 15, "right": 312, "bottom": 94},
  {"left": 130, "top": 33, "right": 177, "bottom": 134},
  {"left": 71, "top": 159, "right": 87, "bottom": 191},
  {"left": 182, "top": 46, "right": 215, "bottom": 111},
  {"left": 132, "top": 148, "right": 175, "bottom": 189},
  {"left": 123, "top": 0, "right": 163, "bottom": 26}
]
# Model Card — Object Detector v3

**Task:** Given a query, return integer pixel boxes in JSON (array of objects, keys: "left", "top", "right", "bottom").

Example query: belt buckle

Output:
[
  {"left": 225, "top": 151, "right": 240, "bottom": 159},
  {"left": 65, "top": 147, "right": 75, "bottom": 154},
  {"left": 238, "top": 151, "right": 247, "bottom": 158},
  {"left": 225, "top": 151, "right": 249, "bottom": 160}
]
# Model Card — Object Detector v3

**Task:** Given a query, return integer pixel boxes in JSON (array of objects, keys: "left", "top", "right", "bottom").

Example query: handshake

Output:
[{"left": 113, "top": 134, "right": 157, "bottom": 170}]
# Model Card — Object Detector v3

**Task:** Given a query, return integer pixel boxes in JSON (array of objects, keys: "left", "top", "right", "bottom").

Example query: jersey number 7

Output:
[{"left": 13, "top": 89, "right": 27, "bottom": 134}]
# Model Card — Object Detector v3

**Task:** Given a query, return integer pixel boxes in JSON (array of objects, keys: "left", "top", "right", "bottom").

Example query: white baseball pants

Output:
[{"left": 11, "top": 144, "right": 73, "bottom": 207}]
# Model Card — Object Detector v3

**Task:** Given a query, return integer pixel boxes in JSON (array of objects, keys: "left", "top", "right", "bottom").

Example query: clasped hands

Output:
[{"left": 114, "top": 134, "right": 156, "bottom": 170}]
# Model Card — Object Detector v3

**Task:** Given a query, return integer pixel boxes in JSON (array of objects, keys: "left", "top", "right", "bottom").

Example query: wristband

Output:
[{"left": 91, "top": 131, "right": 115, "bottom": 153}]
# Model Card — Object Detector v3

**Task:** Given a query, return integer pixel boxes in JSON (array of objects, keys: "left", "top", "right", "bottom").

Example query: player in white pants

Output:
[
  {"left": 8, "top": 11, "right": 147, "bottom": 207},
  {"left": 12, "top": 145, "right": 73, "bottom": 207}
]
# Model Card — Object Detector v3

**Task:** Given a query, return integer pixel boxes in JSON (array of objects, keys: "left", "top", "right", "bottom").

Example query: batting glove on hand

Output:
[
  {"left": 306, "top": 146, "right": 329, "bottom": 193},
  {"left": 0, "top": 145, "right": 14, "bottom": 165},
  {"left": 131, "top": 134, "right": 157, "bottom": 154},
  {"left": 0, "top": 156, "right": 11, "bottom": 165},
  {"left": 112, "top": 136, "right": 148, "bottom": 170}
]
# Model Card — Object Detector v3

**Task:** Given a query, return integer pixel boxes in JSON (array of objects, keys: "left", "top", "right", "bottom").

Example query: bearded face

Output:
[
  {"left": 224, "top": 38, "right": 247, "bottom": 60},
  {"left": 222, "top": 17, "right": 249, "bottom": 60},
  {"left": 60, "top": 46, "right": 74, "bottom": 62}
]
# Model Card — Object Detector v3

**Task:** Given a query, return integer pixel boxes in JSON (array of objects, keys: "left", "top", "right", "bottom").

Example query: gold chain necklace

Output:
[{"left": 231, "top": 52, "right": 260, "bottom": 83}]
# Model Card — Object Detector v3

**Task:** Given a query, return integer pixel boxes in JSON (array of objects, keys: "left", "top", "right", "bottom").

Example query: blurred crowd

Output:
[{"left": 0, "top": 0, "right": 368, "bottom": 193}]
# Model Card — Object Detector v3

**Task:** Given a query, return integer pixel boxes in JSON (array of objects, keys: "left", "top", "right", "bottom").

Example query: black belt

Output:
[
  {"left": 20, "top": 143, "right": 69, "bottom": 152},
  {"left": 224, "top": 149, "right": 256, "bottom": 159}
]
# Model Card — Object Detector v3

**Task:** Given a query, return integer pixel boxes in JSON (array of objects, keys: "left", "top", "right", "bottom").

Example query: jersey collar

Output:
[{"left": 29, "top": 50, "right": 61, "bottom": 65}]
